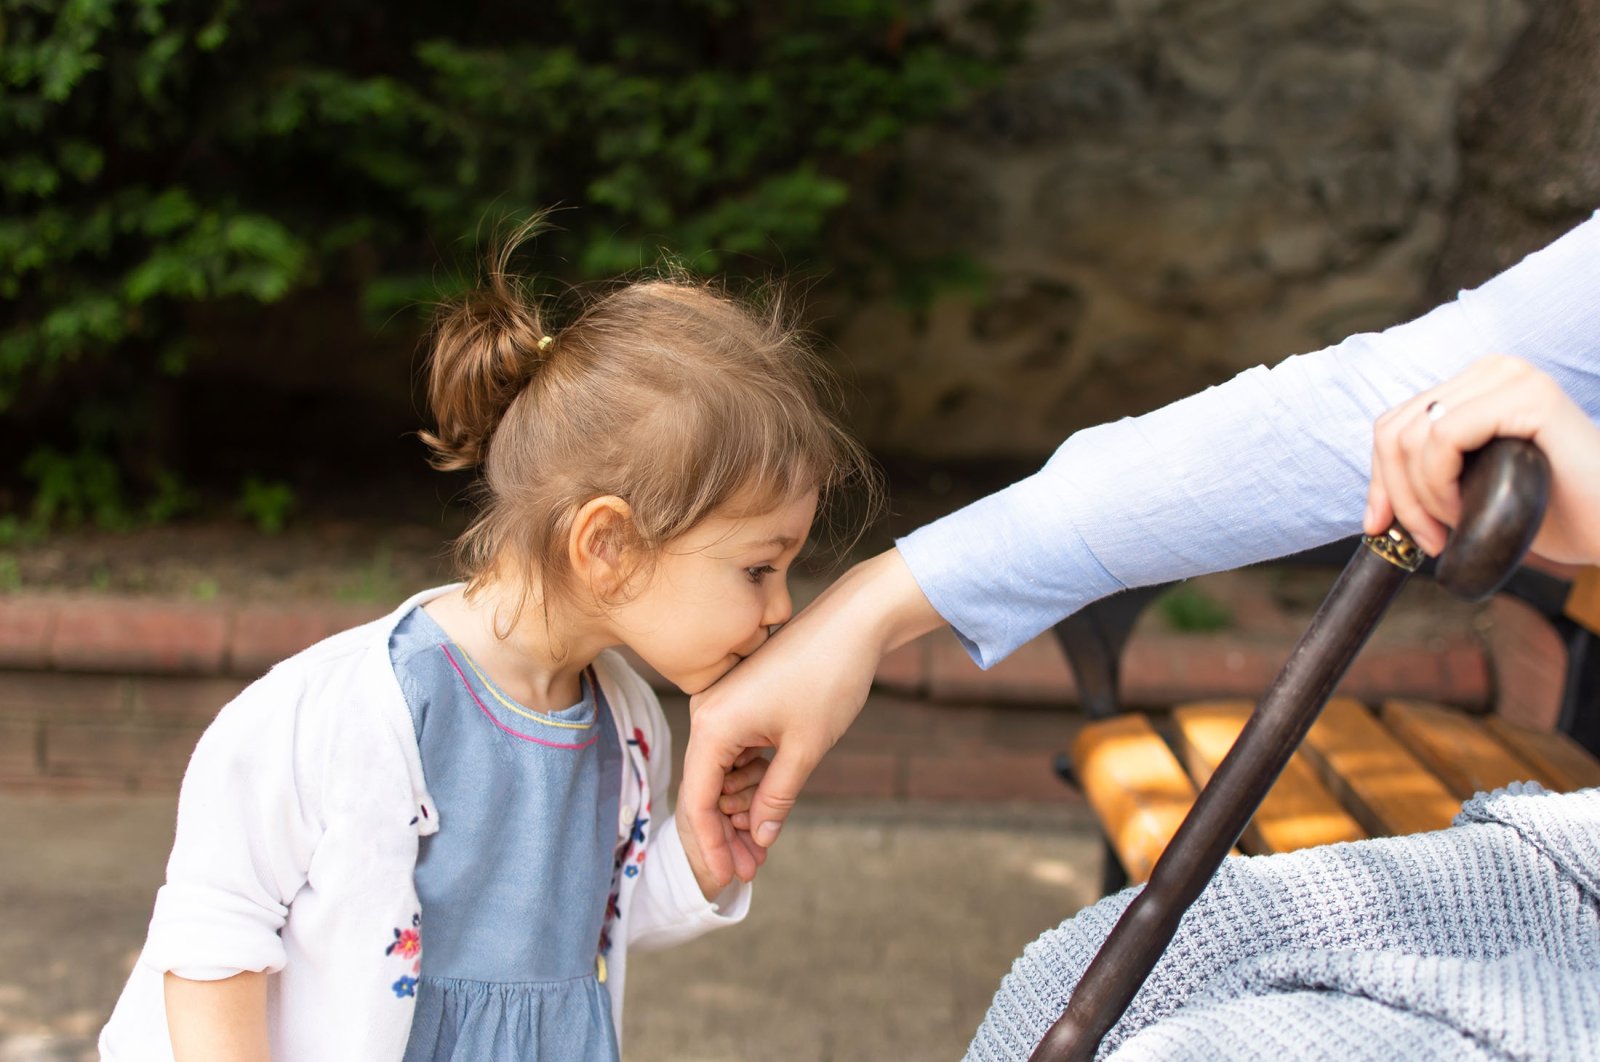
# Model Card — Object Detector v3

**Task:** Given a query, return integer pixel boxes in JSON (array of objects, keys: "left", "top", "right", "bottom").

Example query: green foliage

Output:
[
  {"left": 1158, "top": 583, "right": 1235, "bottom": 634},
  {"left": 22, "top": 445, "right": 131, "bottom": 530},
  {"left": 2, "top": 0, "right": 1029, "bottom": 528},
  {"left": 17, "top": 443, "right": 194, "bottom": 532},
  {"left": 143, "top": 468, "right": 199, "bottom": 524},
  {"left": 235, "top": 476, "right": 295, "bottom": 534}
]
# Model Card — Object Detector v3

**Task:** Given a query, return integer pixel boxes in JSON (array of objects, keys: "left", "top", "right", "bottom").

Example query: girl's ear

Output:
[{"left": 568, "top": 496, "right": 636, "bottom": 598}]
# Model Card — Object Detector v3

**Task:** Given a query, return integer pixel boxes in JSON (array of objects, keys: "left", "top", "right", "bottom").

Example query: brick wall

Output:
[
  {"left": 0, "top": 597, "right": 383, "bottom": 793},
  {"left": 0, "top": 593, "right": 1507, "bottom": 794}
]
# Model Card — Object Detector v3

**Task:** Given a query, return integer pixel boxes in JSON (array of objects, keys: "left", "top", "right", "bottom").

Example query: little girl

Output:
[{"left": 98, "top": 234, "right": 875, "bottom": 1061}]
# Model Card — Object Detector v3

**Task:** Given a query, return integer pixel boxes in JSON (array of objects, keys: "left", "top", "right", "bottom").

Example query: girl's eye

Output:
[{"left": 745, "top": 565, "right": 778, "bottom": 583}]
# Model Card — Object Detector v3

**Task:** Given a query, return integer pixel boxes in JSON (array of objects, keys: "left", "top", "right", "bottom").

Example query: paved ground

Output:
[
  {"left": 0, "top": 540, "right": 1534, "bottom": 1059},
  {"left": 0, "top": 787, "right": 1100, "bottom": 1061}
]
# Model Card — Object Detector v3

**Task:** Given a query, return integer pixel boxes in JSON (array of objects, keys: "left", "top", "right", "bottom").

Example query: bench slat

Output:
[
  {"left": 1072, "top": 715, "right": 1202, "bottom": 884},
  {"left": 1381, "top": 699, "right": 1548, "bottom": 799},
  {"left": 1484, "top": 716, "right": 1600, "bottom": 792},
  {"left": 1173, "top": 700, "right": 1366, "bottom": 855},
  {"left": 1301, "top": 698, "right": 1461, "bottom": 837},
  {"left": 1565, "top": 567, "right": 1600, "bottom": 633}
]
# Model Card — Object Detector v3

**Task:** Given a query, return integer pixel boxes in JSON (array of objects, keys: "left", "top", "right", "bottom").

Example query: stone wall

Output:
[
  {"left": 1432, "top": 0, "right": 1600, "bottom": 296},
  {"left": 832, "top": 0, "right": 1530, "bottom": 458}
]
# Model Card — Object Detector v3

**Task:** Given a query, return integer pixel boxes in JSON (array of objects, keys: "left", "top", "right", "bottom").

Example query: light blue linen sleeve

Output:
[{"left": 899, "top": 210, "right": 1600, "bottom": 668}]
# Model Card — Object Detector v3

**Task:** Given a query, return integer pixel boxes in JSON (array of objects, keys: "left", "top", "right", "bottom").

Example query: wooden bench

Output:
[{"left": 1056, "top": 542, "right": 1600, "bottom": 893}]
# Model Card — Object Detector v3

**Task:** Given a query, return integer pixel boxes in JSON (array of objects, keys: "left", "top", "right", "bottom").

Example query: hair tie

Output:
[{"left": 537, "top": 335, "right": 554, "bottom": 352}]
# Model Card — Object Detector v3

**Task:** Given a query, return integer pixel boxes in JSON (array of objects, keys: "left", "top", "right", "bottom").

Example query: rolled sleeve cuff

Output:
[
  {"left": 139, "top": 883, "right": 289, "bottom": 980},
  {"left": 629, "top": 814, "right": 752, "bottom": 951},
  {"left": 896, "top": 469, "right": 1121, "bottom": 669}
]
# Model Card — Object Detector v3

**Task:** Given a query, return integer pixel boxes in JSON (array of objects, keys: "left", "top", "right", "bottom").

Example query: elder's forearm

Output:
[{"left": 821, "top": 547, "right": 946, "bottom": 657}]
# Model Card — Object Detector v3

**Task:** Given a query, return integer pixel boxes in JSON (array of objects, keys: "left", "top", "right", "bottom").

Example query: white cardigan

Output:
[{"left": 100, "top": 586, "right": 751, "bottom": 1060}]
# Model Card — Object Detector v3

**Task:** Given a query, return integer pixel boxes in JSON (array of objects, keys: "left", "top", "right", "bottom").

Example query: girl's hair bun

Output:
[
  {"left": 429, "top": 217, "right": 883, "bottom": 623},
  {"left": 420, "top": 241, "right": 549, "bottom": 472}
]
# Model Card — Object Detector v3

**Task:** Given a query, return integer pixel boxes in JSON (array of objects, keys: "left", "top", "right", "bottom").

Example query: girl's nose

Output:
[{"left": 762, "top": 582, "right": 794, "bottom": 629}]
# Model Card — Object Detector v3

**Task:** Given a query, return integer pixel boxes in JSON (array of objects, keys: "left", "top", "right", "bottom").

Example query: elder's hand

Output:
[
  {"left": 1365, "top": 354, "right": 1600, "bottom": 564},
  {"left": 682, "top": 549, "right": 944, "bottom": 886},
  {"left": 676, "top": 746, "right": 769, "bottom": 900}
]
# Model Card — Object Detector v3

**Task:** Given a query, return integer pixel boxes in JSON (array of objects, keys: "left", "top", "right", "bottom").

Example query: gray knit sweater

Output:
[{"left": 966, "top": 784, "right": 1600, "bottom": 1061}]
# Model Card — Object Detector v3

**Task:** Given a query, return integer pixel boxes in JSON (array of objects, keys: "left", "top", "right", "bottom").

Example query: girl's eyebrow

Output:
[{"left": 749, "top": 534, "right": 798, "bottom": 551}]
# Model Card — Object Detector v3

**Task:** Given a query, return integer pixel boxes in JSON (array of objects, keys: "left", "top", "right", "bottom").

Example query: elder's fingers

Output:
[
  {"left": 1370, "top": 390, "right": 1452, "bottom": 554},
  {"left": 1365, "top": 355, "right": 1583, "bottom": 557},
  {"left": 1404, "top": 359, "right": 1533, "bottom": 528},
  {"left": 680, "top": 728, "right": 745, "bottom": 887},
  {"left": 1367, "top": 358, "right": 1518, "bottom": 554},
  {"left": 722, "top": 813, "right": 765, "bottom": 882}
]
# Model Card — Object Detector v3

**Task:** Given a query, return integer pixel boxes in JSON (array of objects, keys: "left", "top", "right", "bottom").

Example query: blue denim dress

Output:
[{"left": 389, "top": 606, "right": 623, "bottom": 1062}]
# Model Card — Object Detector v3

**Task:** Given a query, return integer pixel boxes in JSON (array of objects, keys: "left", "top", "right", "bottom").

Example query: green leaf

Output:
[
  {"left": 2, "top": 154, "right": 59, "bottom": 197},
  {"left": 0, "top": 0, "right": 1029, "bottom": 520}
]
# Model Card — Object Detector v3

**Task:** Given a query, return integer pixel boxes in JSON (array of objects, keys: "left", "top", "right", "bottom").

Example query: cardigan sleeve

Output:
[
  {"left": 601, "top": 657, "right": 752, "bottom": 952},
  {"left": 139, "top": 664, "right": 324, "bottom": 980}
]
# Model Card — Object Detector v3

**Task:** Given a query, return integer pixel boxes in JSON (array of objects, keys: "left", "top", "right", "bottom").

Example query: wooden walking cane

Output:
[{"left": 1028, "top": 437, "right": 1553, "bottom": 1062}]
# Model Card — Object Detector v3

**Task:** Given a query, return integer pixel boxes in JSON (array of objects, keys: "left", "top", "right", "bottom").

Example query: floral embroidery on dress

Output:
[
  {"left": 627, "top": 727, "right": 650, "bottom": 761},
  {"left": 385, "top": 912, "right": 422, "bottom": 998}
]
